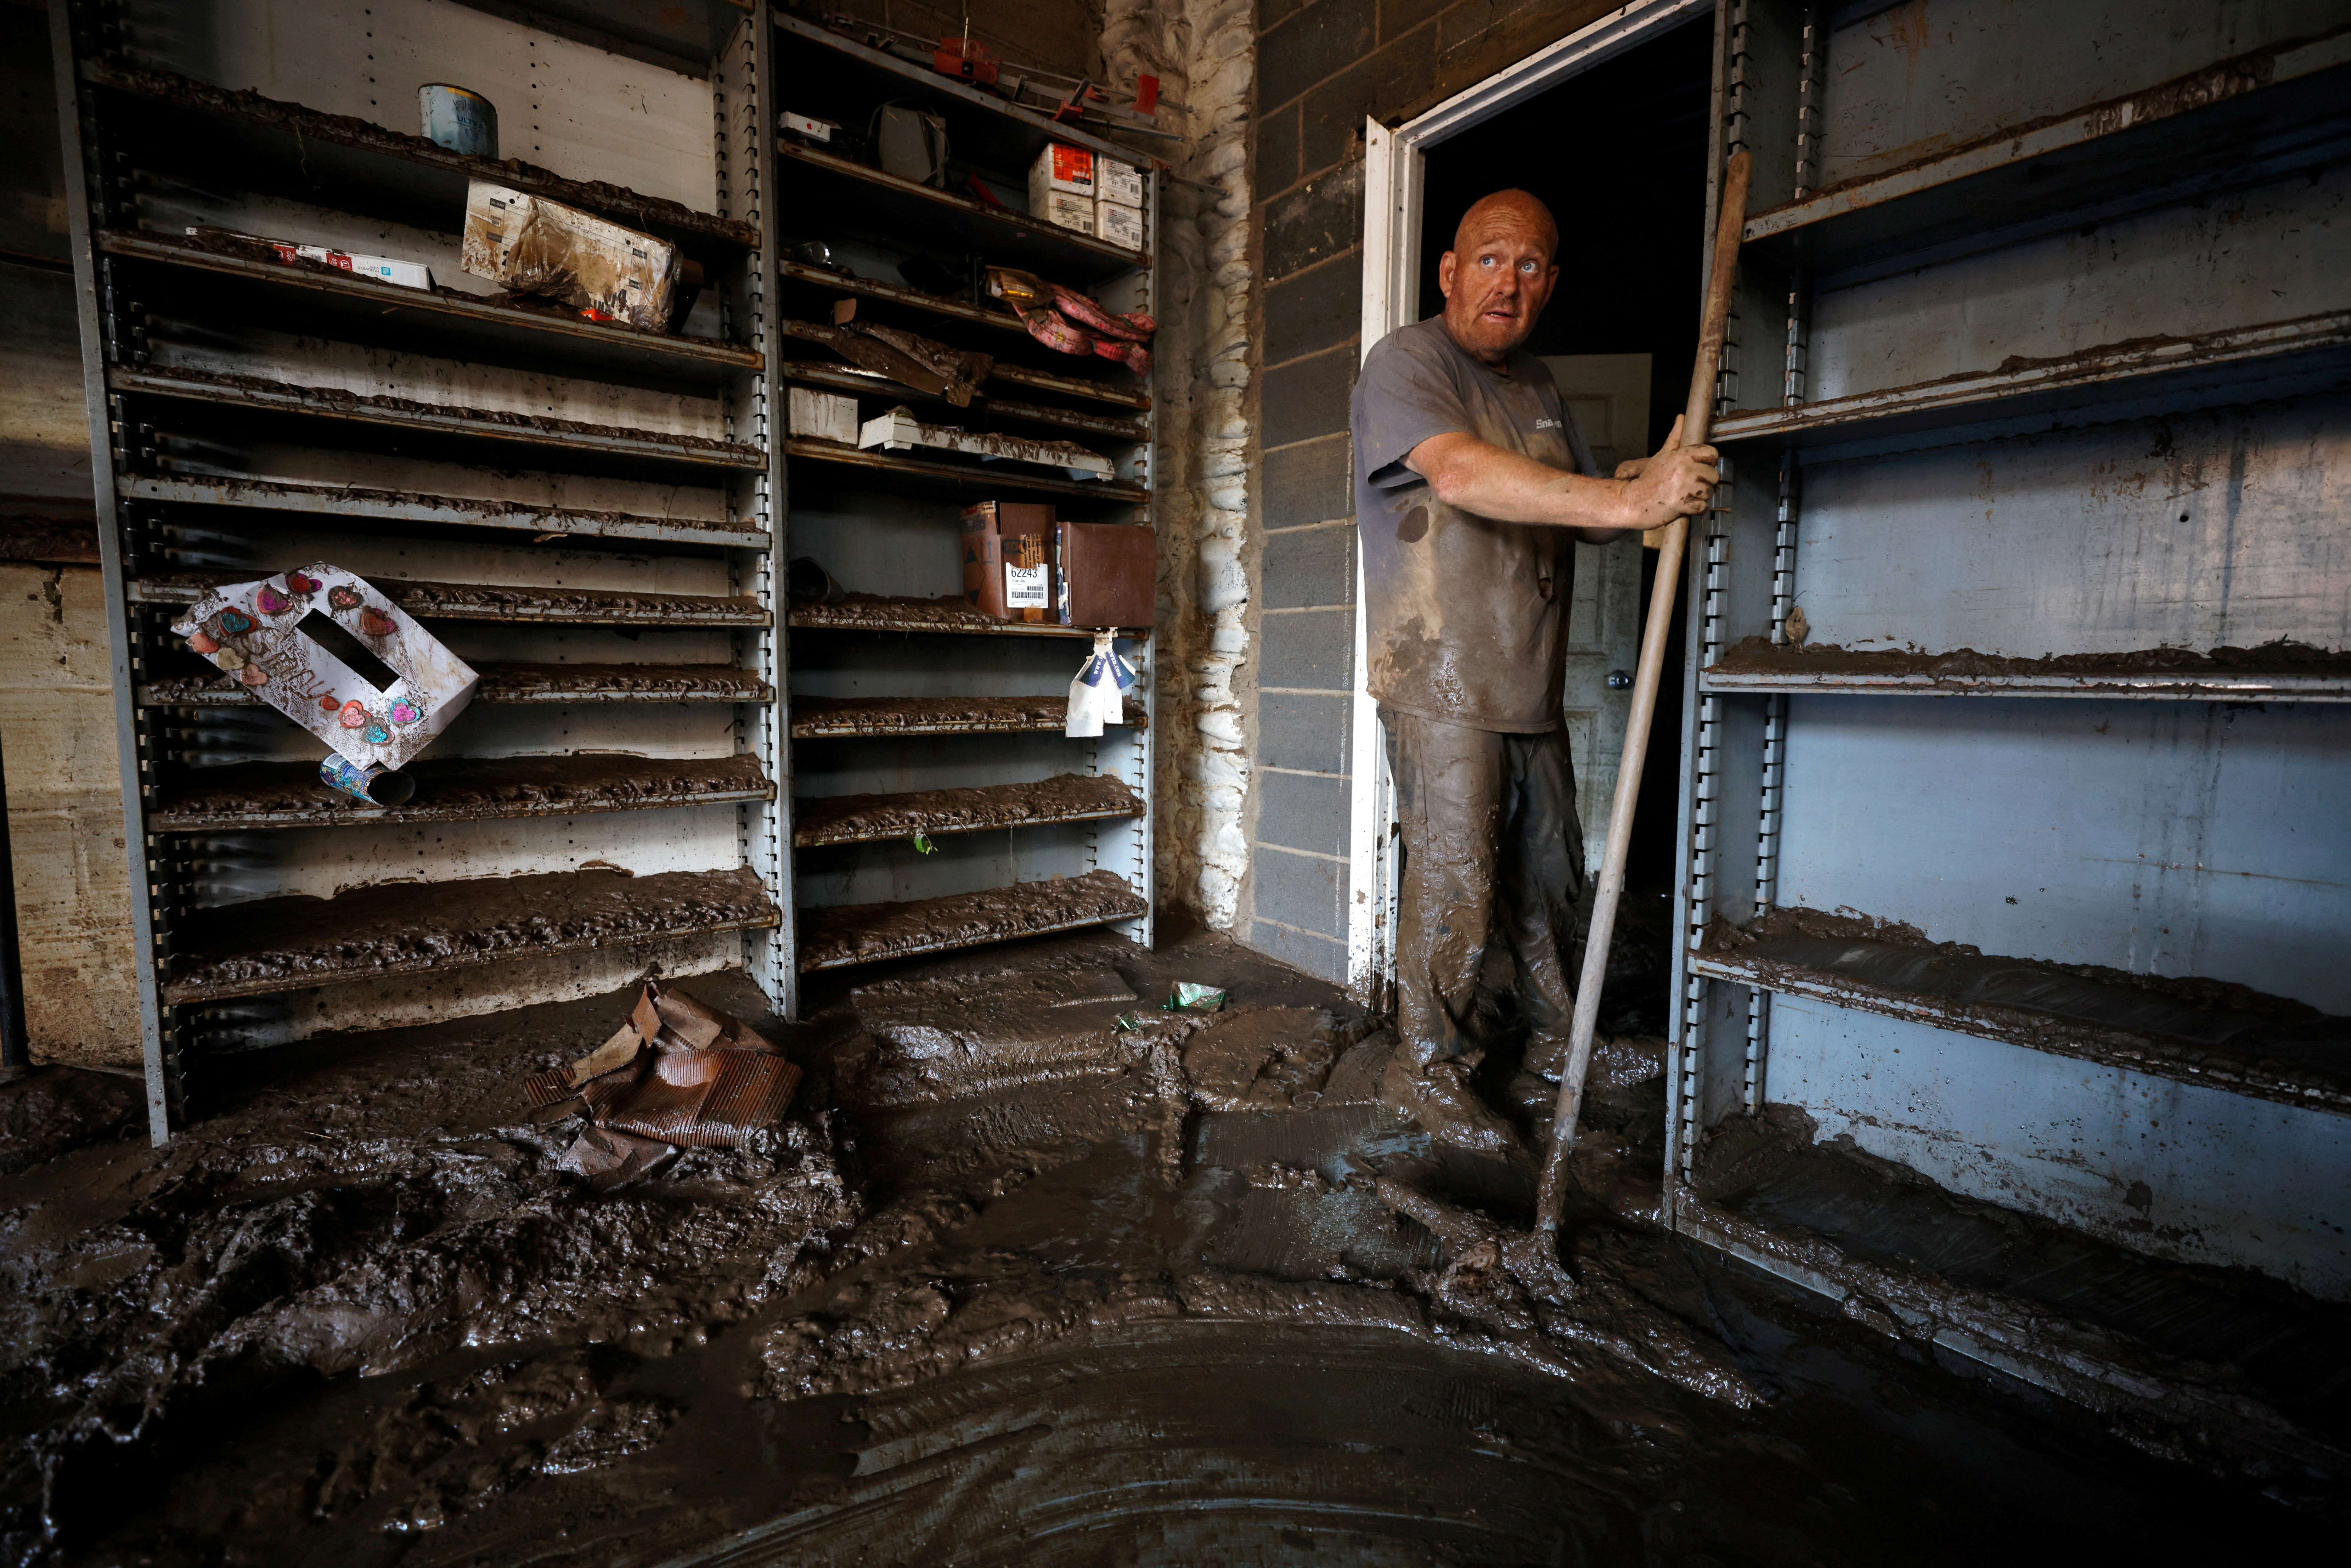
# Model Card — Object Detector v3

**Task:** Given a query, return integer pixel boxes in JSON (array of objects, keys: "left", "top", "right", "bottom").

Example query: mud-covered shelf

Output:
[
  {"left": 789, "top": 694, "right": 1124, "bottom": 738},
  {"left": 1690, "top": 913, "right": 2351, "bottom": 1116},
  {"left": 789, "top": 595, "right": 1149, "bottom": 640},
  {"left": 141, "top": 662, "right": 774, "bottom": 707},
  {"left": 159, "top": 865, "right": 779, "bottom": 1004},
  {"left": 1699, "top": 641, "right": 2351, "bottom": 702},
  {"left": 1711, "top": 310, "right": 2351, "bottom": 456},
  {"left": 795, "top": 869, "right": 1147, "bottom": 971},
  {"left": 1741, "top": 28, "right": 2351, "bottom": 285},
  {"left": 132, "top": 571, "right": 770, "bottom": 627},
  {"left": 793, "top": 774, "right": 1141, "bottom": 847},
  {"left": 779, "top": 319, "right": 1144, "bottom": 408},
  {"left": 773, "top": 12, "right": 1157, "bottom": 173},
  {"left": 111, "top": 365, "right": 768, "bottom": 474},
  {"left": 150, "top": 754, "right": 772, "bottom": 831},
  {"left": 100, "top": 231, "right": 761, "bottom": 386},
  {"left": 776, "top": 140, "right": 1146, "bottom": 283},
  {"left": 785, "top": 438, "right": 1148, "bottom": 505},
  {"left": 79, "top": 61, "right": 758, "bottom": 256},
  {"left": 120, "top": 476, "right": 767, "bottom": 550},
  {"left": 783, "top": 361, "right": 1149, "bottom": 441}
]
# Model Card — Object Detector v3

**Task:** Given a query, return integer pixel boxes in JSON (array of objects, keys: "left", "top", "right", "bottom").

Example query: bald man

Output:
[{"left": 1351, "top": 188, "right": 1719, "bottom": 1150}]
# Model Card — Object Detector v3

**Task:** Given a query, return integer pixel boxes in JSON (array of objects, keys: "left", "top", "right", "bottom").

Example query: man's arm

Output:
[{"left": 1405, "top": 415, "right": 1719, "bottom": 541}]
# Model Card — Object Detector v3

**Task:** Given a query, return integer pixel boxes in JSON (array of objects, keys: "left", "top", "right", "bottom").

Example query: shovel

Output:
[{"left": 1533, "top": 148, "right": 1754, "bottom": 1238}]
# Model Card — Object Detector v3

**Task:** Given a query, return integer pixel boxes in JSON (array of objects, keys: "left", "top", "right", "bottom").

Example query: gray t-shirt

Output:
[{"left": 1352, "top": 316, "right": 1597, "bottom": 733}]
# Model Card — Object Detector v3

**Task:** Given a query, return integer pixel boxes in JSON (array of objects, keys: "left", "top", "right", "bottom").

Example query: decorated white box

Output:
[{"left": 169, "top": 564, "right": 479, "bottom": 771}]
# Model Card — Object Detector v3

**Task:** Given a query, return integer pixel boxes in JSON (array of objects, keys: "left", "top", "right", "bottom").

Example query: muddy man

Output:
[{"left": 1351, "top": 189, "right": 1720, "bottom": 1150}]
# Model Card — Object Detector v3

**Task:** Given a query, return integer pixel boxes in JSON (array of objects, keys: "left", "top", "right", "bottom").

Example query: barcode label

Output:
[{"left": 1005, "top": 564, "right": 1048, "bottom": 608}]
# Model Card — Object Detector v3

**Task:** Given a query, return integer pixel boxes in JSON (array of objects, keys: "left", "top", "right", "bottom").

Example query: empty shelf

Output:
[
  {"left": 1712, "top": 310, "right": 2351, "bottom": 455},
  {"left": 83, "top": 62, "right": 757, "bottom": 254},
  {"left": 1701, "top": 637, "right": 2351, "bottom": 701},
  {"left": 141, "top": 662, "right": 772, "bottom": 706},
  {"left": 790, "top": 594, "right": 1146, "bottom": 640},
  {"left": 114, "top": 365, "right": 767, "bottom": 471},
  {"left": 794, "top": 773, "right": 1141, "bottom": 847},
  {"left": 135, "top": 571, "right": 768, "bottom": 627},
  {"left": 162, "top": 865, "right": 778, "bottom": 1003},
  {"left": 796, "top": 869, "right": 1146, "bottom": 970},
  {"left": 791, "top": 694, "right": 1124, "bottom": 738},
  {"left": 1693, "top": 909, "right": 2351, "bottom": 1115},
  {"left": 151, "top": 753, "right": 772, "bottom": 831},
  {"left": 122, "top": 475, "right": 764, "bottom": 549}
]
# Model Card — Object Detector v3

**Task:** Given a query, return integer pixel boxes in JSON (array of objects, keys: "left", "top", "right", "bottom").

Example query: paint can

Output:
[
  {"left": 418, "top": 84, "right": 497, "bottom": 158},
  {"left": 319, "top": 754, "right": 416, "bottom": 807}
]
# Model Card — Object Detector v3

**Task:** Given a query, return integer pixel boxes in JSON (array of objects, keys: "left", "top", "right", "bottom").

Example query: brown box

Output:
[
  {"left": 1056, "top": 521, "right": 1156, "bottom": 628},
  {"left": 961, "top": 501, "right": 1057, "bottom": 622}
]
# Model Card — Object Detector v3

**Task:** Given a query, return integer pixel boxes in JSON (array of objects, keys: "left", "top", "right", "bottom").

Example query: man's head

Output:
[{"left": 1437, "top": 190, "right": 1559, "bottom": 366}]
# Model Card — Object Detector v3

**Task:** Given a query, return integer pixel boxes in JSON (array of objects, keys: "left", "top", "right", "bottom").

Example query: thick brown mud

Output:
[
  {"left": 142, "top": 570, "right": 766, "bottom": 626},
  {"left": 4, "top": 938, "right": 2339, "bottom": 1565},
  {"left": 140, "top": 475, "right": 758, "bottom": 539},
  {"left": 790, "top": 694, "right": 1115, "bottom": 737},
  {"left": 796, "top": 871, "right": 1146, "bottom": 970},
  {"left": 790, "top": 592, "right": 1109, "bottom": 638},
  {"left": 156, "top": 753, "right": 771, "bottom": 826},
  {"left": 1710, "top": 633, "right": 2351, "bottom": 679},
  {"left": 165, "top": 867, "right": 777, "bottom": 999},
  {"left": 144, "top": 662, "right": 774, "bottom": 705},
  {"left": 794, "top": 773, "right": 1139, "bottom": 846}
]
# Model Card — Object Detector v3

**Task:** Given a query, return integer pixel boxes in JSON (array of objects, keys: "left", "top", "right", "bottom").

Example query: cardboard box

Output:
[
  {"left": 1030, "top": 142, "right": 1095, "bottom": 204},
  {"left": 187, "top": 227, "right": 432, "bottom": 289},
  {"left": 1034, "top": 189, "right": 1094, "bottom": 236},
  {"left": 462, "top": 180, "right": 680, "bottom": 331},
  {"left": 789, "top": 387, "right": 859, "bottom": 444},
  {"left": 1096, "top": 157, "right": 1145, "bottom": 208},
  {"left": 963, "top": 501, "right": 1057, "bottom": 623},
  {"left": 1056, "top": 521, "right": 1156, "bottom": 628},
  {"left": 1096, "top": 200, "right": 1145, "bottom": 251},
  {"left": 169, "top": 563, "right": 479, "bottom": 772}
]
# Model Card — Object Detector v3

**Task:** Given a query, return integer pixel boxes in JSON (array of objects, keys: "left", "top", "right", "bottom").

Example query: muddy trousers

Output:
[{"left": 1382, "top": 709, "right": 1588, "bottom": 1070}]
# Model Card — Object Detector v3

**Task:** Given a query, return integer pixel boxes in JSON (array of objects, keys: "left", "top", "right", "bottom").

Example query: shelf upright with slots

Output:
[
  {"left": 769, "top": 12, "right": 1158, "bottom": 978},
  {"left": 1670, "top": 0, "right": 2351, "bottom": 1374},
  {"left": 49, "top": 0, "right": 789, "bottom": 1140}
]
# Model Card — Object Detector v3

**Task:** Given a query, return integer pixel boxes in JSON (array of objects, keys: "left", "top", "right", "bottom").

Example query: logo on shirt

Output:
[{"left": 1533, "top": 417, "right": 1562, "bottom": 429}]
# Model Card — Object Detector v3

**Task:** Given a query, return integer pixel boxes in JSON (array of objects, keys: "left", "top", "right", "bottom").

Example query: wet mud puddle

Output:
[{"left": 2, "top": 936, "right": 2334, "bottom": 1566}]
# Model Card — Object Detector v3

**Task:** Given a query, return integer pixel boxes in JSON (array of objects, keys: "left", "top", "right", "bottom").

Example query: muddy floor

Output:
[{"left": 1, "top": 929, "right": 2336, "bottom": 1566}]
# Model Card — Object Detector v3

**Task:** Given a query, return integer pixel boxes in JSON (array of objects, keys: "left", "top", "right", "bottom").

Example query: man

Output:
[{"left": 1350, "top": 188, "right": 1719, "bottom": 1150}]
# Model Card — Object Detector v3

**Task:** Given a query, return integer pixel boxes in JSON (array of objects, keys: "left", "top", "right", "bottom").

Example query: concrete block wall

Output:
[{"left": 1236, "top": 0, "right": 1622, "bottom": 985}]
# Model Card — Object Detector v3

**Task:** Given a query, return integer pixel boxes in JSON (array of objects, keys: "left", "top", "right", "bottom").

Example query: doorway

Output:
[{"left": 1350, "top": 2, "right": 1717, "bottom": 1038}]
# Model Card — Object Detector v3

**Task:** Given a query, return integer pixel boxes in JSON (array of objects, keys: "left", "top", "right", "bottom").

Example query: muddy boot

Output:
[{"left": 1378, "top": 1047, "right": 1523, "bottom": 1155}]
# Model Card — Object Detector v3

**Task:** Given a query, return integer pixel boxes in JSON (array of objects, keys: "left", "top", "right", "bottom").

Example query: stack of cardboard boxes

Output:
[
  {"left": 1027, "top": 143, "right": 1147, "bottom": 251},
  {"left": 962, "top": 503, "right": 1155, "bottom": 628}
]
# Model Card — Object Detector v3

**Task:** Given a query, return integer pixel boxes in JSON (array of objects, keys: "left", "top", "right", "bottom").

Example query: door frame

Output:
[{"left": 1347, "top": 0, "right": 1717, "bottom": 998}]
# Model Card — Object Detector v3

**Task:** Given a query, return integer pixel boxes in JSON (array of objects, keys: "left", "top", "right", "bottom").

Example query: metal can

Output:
[
  {"left": 418, "top": 84, "right": 497, "bottom": 158},
  {"left": 318, "top": 754, "right": 416, "bottom": 806}
]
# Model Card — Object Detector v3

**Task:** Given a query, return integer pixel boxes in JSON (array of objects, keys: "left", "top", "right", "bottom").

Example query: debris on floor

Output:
[{"left": 525, "top": 978, "right": 800, "bottom": 1183}]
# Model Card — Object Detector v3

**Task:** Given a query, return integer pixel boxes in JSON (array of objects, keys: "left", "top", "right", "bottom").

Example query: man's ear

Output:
[{"left": 1437, "top": 250, "right": 1456, "bottom": 299}]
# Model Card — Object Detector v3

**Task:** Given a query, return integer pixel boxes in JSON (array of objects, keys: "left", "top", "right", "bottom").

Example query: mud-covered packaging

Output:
[
  {"left": 1055, "top": 520, "right": 1156, "bottom": 627},
  {"left": 962, "top": 501, "right": 1058, "bottom": 622},
  {"left": 461, "top": 180, "right": 680, "bottom": 330}
]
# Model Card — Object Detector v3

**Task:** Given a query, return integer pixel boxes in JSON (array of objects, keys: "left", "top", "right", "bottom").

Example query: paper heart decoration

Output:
[
  {"left": 388, "top": 700, "right": 422, "bottom": 726},
  {"left": 338, "top": 700, "right": 370, "bottom": 728},
  {"left": 186, "top": 631, "right": 219, "bottom": 655},
  {"left": 215, "top": 647, "right": 245, "bottom": 671},
  {"left": 319, "top": 693, "right": 343, "bottom": 712},
  {"left": 359, "top": 607, "right": 397, "bottom": 638},
  {"left": 215, "top": 609, "right": 254, "bottom": 636},
  {"left": 284, "top": 571, "right": 321, "bottom": 593},
  {"left": 255, "top": 585, "right": 290, "bottom": 616},
  {"left": 239, "top": 664, "right": 270, "bottom": 686},
  {"left": 363, "top": 722, "right": 391, "bottom": 744},
  {"left": 328, "top": 586, "right": 363, "bottom": 611}
]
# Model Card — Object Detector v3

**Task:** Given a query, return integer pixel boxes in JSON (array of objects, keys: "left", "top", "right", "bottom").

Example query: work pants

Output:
[{"left": 1382, "top": 709, "right": 1587, "bottom": 1069}]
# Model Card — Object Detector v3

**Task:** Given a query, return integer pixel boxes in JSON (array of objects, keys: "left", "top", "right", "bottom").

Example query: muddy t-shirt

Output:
[{"left": 1352, "top": 316, "right": 1596, "bottom": 733}]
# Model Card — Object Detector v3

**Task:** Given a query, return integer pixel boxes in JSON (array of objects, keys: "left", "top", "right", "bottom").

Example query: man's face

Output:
[{"left": 1438, "top": 206, "right": 1559, "bottom": 364}]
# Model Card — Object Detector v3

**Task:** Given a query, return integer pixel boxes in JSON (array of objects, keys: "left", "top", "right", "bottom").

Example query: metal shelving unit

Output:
[
  {"left": 1669, "top": 0, "right": 2351, "bottom": 1420},
  {"left": 771, "top": 12, "right": 1158, "bottom": 987},
  {"left": 51, "top": 0, "right": 787, "bottom": 1140}
]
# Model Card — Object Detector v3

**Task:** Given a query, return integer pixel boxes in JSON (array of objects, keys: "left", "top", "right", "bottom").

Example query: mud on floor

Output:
[{"left": 1, "top": 933, "right": 2336, "bottom": 1565}]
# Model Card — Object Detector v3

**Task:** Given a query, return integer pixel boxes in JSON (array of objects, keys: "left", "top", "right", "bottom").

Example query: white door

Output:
[{"left": 1542, "top": 353, "right": 1649, "bottom": 876}]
